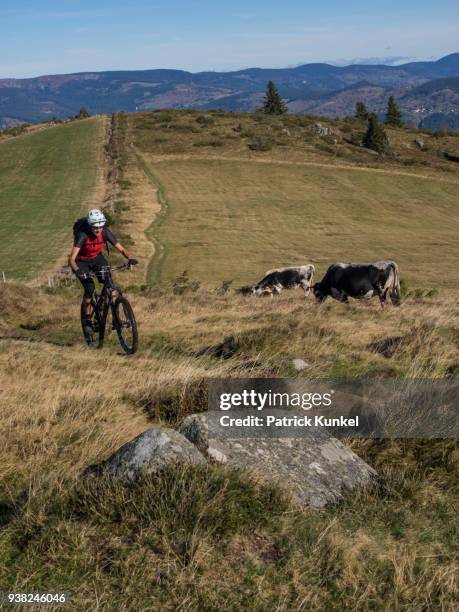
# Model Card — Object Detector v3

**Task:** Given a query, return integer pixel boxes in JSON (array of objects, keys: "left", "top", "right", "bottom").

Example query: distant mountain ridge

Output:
[{"left": 1, "top": 53, "right": 459, "bottom": 129}]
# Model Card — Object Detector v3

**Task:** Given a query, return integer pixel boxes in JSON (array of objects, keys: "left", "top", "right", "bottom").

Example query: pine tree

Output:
[
  {"left": 355, "top": 101, "right": 369, "bottom": 121},
  {"left": 262, "top": 81, "right": 287, "bottom": 115},
  {"left": 385, "top": 96, "right": 403, "bottom": 127},
  {"left": 363, "top": 113, "right": 391, "bottom": 154},
  {"left": 76, "top": 107, "right": 90, "bottom": 119}
]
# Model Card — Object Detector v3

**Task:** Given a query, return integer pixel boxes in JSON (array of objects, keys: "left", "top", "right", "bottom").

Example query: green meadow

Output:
[
  {"left": 142, "top": 156, "right": 459, "bottom": 289},
  {"left": 0, "top": 118, "right": 105, "bottom": 280}
]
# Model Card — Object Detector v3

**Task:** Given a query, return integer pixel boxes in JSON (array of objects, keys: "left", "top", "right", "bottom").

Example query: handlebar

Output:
[
  {"left": 76, "top": 262, "right": 136, "bottom": 280},
  {"left": 111, "top": 263, "right": 135, "bottom": 272}
]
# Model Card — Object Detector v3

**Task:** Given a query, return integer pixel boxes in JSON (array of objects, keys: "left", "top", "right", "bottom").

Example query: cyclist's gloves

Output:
[{"left": 128, "top": 259, "right": 138, "bottom": 267}]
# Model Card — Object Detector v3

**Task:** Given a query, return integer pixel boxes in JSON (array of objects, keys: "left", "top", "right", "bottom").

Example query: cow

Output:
[
  {"left": 252, "top": 265, "right": 315, "bottom": 297},
  {"left": 313, "top": 260, "right": 401, "bottom": 306}
]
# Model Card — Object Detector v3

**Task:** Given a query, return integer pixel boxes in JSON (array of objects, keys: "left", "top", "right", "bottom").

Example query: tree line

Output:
[{"left": 262, "top": 80, "right": 406, "bottom": 153}]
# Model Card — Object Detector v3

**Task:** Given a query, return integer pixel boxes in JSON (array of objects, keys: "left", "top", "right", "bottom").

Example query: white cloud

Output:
[{"left": 330, "top": 56, "right": 420, "bottom": 67}]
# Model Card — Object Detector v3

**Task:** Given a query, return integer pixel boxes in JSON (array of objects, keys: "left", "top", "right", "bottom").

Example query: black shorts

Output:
[{"left": 75, "top": 255, "right": 114, "bottom": 298}]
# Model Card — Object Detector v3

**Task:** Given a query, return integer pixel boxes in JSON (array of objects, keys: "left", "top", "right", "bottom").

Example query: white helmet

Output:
[{"left": 87, "top": 209, "right": 106, "bottom": 227}]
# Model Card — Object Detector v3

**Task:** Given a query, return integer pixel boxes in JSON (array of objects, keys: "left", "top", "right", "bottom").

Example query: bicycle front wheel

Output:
[{"left": 113, "top": 296, "right": 138, "bottom": 354}]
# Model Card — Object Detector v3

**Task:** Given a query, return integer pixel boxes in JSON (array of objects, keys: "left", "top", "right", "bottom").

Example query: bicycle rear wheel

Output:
[
  {"left": 80, "top": 300, "right": 105, "bottom": 349},
  {"left": 113, "top": 296, "right": 138, "bottom": 354}
]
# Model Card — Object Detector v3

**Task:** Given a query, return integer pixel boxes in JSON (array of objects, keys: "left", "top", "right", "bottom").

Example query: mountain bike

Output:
[{"left": 80, "top": 263, "right": 138, "bottom": 354}]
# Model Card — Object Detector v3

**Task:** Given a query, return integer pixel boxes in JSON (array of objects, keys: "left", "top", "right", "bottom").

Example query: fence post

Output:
[{"left": 1, "top": 271, "right": 5, "bottom": 282}]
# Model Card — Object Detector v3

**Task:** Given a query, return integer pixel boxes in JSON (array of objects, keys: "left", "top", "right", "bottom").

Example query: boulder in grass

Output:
[
  {"left": 292, "top": 358, "right": 311, "bottom": 371},
  {"left": 179, "top": 412, "right": 377, "bottom": 508},
  {"left": 86, "top": 428, "right": 206, "bottom": 479}
]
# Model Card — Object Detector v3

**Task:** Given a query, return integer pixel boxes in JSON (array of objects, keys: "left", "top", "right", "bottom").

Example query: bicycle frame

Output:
[
  {"left": 83, "top": 263, "right": 129, "bottom": 305},
  {"left": 79, "top": 263, "right": 138, "bottom": 354}
]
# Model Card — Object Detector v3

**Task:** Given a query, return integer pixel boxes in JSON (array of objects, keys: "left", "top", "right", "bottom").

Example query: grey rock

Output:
[
  {"left": 311, "top": 123, "right": 342, "bottom": 141},
  {"left": 179, "top": 413, "right": 377, "bottom": 508},
  {"left": 178, "top": 413, "right": 209, "bottom": 453},
  {"left": 292, "top": 358, "right": 310, "bottom": 371},
  {"left": 312, "top": 122, "right": 331, "bottom": 136},
  {"left": 415, "top": 138, "right": 425, "bottom": 149},
  {"left": 87, "top": 427, "right": 206, "bottom": 478}
]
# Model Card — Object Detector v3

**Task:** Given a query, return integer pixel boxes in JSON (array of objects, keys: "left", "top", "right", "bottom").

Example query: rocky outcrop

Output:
[
  {"left": 86, "top": 416, "right": 377, "bottom": 509},
  {"left": 86, "top": 428, "right": 206, "bottom": 478},
  {"left": 179, "top": 413, "right": 377, "bottom": 508},
  {"left": 311, "top": 122, "right": 342, "bottom": 139}
]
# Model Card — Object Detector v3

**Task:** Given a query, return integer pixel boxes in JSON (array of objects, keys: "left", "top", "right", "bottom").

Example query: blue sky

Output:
[{"left": 1, "top": 0, "right": 458, "bottom": 78}]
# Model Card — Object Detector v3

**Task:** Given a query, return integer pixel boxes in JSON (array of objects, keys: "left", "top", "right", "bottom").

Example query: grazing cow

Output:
[
  {"left": 313, "top": 261, "right": 401, "bottom": 306},
  {"left": 252, "top": 265, "right": 315, "bottom": 297}
]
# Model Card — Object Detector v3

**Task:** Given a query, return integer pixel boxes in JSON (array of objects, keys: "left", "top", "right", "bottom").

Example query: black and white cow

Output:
[
  {"left": 252, "top": 265, "right": 315, "bottom": 297},
  {"left": 313, "top": 261, "right": 401, "bottom": 306}
]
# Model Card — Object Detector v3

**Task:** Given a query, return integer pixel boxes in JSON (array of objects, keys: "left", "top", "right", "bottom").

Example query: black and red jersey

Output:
[{"left": 74, "top": 224, "right": 117, "bottom": 260}]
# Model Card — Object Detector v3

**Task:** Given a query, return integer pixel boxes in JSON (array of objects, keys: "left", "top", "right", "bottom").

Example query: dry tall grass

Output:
[{"left": 1, "top": 282, "right": 457, "bottom": 494}]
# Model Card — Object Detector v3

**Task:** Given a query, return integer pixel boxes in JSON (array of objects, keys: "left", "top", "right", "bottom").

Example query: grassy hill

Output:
[
  {"left": 0, "top": 117, "right": 106, "bottom": 280},
  {"left": 0, "top": 110, "right": 458, "bottom": 609},
  {"left": 130, "top": 110, "right": 459, "bottom": 289}
]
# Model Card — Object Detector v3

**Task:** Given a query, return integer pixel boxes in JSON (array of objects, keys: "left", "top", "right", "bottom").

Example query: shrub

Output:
[
  {"left": 314, "top": 143, "right": 335, "bottom": 154},
  {"left": 76, "top": 107, "right": 90, "bottom": 119},
  {"left": 196, "top": 115, "right": 214, "bottom": 126},
  {"left": 253, "top": 113, "right": 267, "bottom": 123},
  {"left": 215, "top": 280, "right": 233, "bottom": 295},
  {"left": 152, "top": 111, "right": 174, "bottom": 123},
  {"left": 248, "top": 137, "right": 273, "bottom": 151},
  {"left": 193, "top": 140, "right": 224, "bottom": 147},
  {"left": 172, "top": 271, "right": 200, "bottom": 294},
  {"left": 288, "top": 116, "right": 314, "bottom": 128},
  {"left": 165, "top": 124, "right": 200, "bottom": 133},
  {"left": 339, "top": 123, "right": 353, "bottom": 134}
]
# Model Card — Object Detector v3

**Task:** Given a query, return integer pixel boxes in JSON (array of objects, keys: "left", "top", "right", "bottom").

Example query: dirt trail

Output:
[
  {"left": 114, "top": 128, "right": 161, "bottom": 286},
  {"left": 132, "top": 150, "right": 168, "bottom": 285},
  {"left": 28, "top": 115, "right": 161, "bottom": 288},
  {"left": 145, "top": 153, "right": 459, "bottom": 186}
]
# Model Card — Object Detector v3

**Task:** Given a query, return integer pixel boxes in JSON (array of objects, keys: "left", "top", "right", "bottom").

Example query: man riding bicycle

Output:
[{"left": 68, "top": 209, "right": 138, "bottom": 336}]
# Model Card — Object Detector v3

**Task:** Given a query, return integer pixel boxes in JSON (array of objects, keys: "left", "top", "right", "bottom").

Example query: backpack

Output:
[
  {"left": 73, "top": 217, "right": 111, "bottom": 254},
  {"left": 73, "top": 217, "right": 88, "bottom": 239}
]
